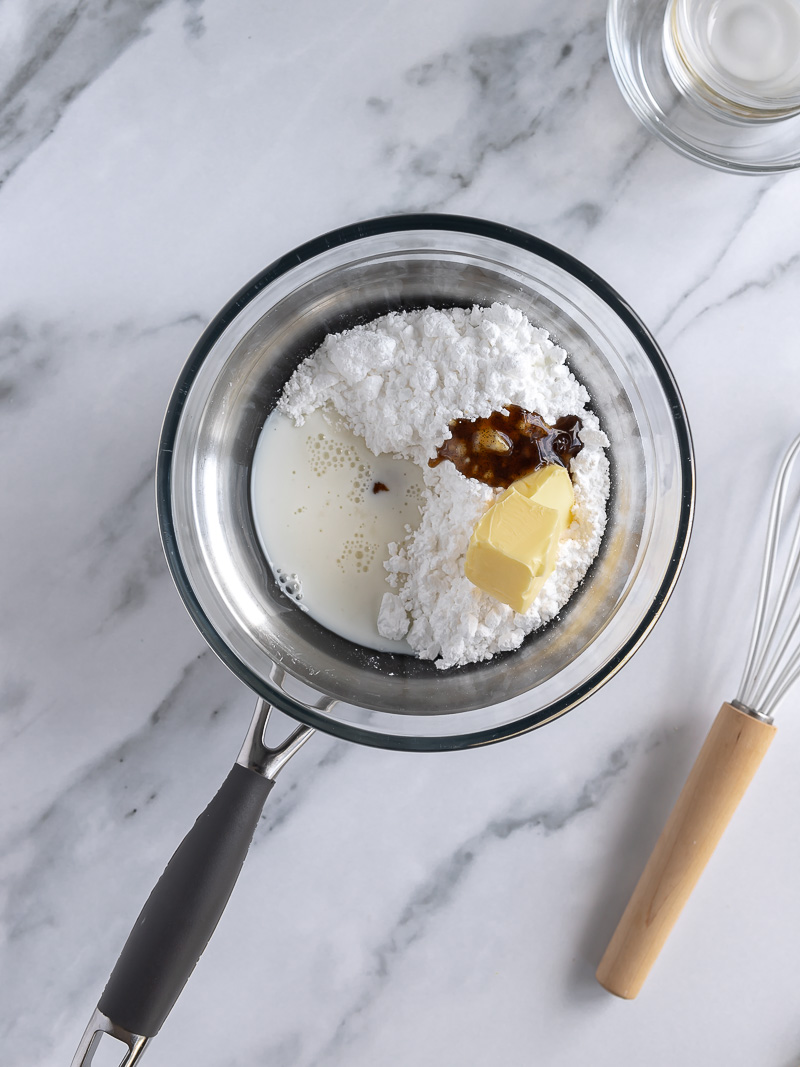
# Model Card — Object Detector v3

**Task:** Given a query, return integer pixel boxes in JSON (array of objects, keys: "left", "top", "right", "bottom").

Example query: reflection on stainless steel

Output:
[
  {"left": 70, "top": 1008, "right": 149, "bottom": 1067},
  {"left": 236, "top": 698, "right": 315, "bottom": 779}
]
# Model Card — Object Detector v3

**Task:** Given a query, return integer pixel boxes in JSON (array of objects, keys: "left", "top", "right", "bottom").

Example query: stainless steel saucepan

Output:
[{"left": 71, "top": 214, "right": 694, "bottom": 1065}]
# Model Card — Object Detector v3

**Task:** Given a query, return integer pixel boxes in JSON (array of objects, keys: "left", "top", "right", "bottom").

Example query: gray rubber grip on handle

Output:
[{"left": 98, "top": 764, "right": 274, "bottom": 1037}]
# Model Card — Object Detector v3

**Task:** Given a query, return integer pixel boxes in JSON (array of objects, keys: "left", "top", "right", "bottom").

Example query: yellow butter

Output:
[
  {"left": 465, "top": 465, "right": 574, "bottom": 614},
  {"left": 465, "top": 489, "right": 560, "bottom": 614},
  {"left": 499, "top": 464, "right": 574, "bottom": 528}
]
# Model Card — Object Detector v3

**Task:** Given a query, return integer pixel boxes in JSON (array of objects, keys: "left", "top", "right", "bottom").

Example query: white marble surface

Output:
[{"left": 2, "top": 1, "right": 800, "bottom": 1064}]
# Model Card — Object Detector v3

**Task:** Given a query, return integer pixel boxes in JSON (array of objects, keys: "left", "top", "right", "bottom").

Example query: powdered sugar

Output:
[{"left": 279, "top": 303, "right": 610, "bottom": 669}]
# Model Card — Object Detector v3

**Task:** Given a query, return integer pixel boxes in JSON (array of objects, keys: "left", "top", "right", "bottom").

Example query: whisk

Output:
[{"left": 596, "top": 433, "right": 800, "bottom": 998}]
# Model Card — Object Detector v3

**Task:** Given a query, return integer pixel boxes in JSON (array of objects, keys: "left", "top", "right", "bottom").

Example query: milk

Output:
[{"left": 250, "top": 407, "right": 422, "bottom": 653}]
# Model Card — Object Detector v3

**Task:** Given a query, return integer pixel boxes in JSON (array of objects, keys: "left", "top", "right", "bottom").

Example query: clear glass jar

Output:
[{"left": 664, "top": 0, "right": 800, "bottom": 119}]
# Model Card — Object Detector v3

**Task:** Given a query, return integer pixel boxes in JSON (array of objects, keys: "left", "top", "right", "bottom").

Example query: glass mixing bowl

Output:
[{"left": 157, "top": 215, "right": 694, "bottom": 751}]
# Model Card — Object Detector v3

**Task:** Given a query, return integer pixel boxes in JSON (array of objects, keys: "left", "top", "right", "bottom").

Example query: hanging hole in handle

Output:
[
  {"left": 71, "top": 1009, "right": 149, "bottom": 1067},
  {"left": 91, "top": 1035, "right": 142, "bottom": 1067}
]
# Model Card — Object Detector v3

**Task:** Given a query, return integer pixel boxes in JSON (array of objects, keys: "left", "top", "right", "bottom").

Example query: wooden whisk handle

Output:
[{"left": 595, "top": 701, "right": 776, "bottom": 999}]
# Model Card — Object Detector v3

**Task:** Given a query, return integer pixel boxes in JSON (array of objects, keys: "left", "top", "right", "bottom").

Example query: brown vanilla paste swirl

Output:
[{"left": 428, "top": 405, "right": 583, "bottom": 489}]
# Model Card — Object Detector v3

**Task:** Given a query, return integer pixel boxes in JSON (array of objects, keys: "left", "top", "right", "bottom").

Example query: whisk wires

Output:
[{"left": 737, "top": 433, "right": 800, "bottom": 720}]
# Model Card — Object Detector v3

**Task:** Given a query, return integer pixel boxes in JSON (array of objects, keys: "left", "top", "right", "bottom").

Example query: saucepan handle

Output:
[
  {"left": 97, "top": 763, "right": 274, "bottom": 1037},
  {"left": 71, "top": 700, "right": 314, "bottom": 1065}
]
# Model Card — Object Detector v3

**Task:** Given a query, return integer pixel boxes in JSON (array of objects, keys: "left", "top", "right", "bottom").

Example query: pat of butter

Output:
[
  {"left": 499, "top": 464, "right": 574, "bottom": 528},
  {"left": 465, "top": 465, "right": 574, "bottom": 614},
  {"left": 465, "top": 489, "right": 560, "bottom": 614}
]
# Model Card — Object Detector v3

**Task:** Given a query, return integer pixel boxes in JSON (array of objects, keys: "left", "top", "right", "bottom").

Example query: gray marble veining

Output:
[
  {"left": 0, "top": 0, "right": 171, "bottom": 186},
  {"left": 309, "top": 739, "right": 639, "bottom": 1067},
  {"left": 2, "top": 0, "right": 800, "bottom": 1065}
]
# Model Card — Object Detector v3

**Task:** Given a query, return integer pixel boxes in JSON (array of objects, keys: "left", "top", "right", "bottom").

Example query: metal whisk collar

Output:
[{"left": 737, "top": 433, "right": 800, "bottom": 721}]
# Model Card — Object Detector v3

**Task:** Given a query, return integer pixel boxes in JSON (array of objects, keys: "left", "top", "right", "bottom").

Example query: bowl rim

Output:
[{"left": 156, "top": 212, "right": 695, "bottom": 752}]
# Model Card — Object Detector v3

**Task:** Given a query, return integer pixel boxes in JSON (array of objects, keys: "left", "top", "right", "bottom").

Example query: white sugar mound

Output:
[{"left": 280, "top": 303, "right": 610, "bottom": 669}]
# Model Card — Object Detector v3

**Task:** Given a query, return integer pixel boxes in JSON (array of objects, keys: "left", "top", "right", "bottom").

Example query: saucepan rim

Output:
[{"left": 155, "top": 212, "right": 695, "bottom": 751}]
